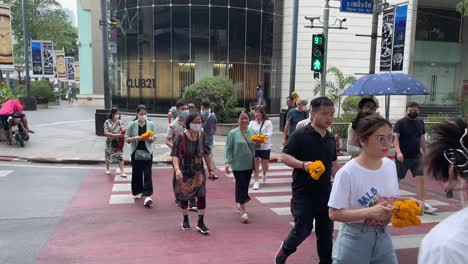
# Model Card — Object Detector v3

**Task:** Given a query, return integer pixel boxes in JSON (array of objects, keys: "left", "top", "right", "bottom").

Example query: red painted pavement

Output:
[{"left": 37, "top": 167, "right": 462, "bottom": 264}]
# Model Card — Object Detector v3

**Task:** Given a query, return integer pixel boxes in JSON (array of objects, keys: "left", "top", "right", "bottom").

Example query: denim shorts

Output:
[{"left": 333, "top": 223, "right": 397, "bottom": 264}]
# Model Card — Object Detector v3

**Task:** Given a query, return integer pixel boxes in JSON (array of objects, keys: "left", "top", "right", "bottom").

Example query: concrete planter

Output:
[
  {"left": 215, "top": 123, "right": 238, "bottom": 136},
  {"left": 37, "top": 103, "right": 48, "bottom": 109},
  {"left": 48, "top": 101, "right": 60, "bottom": 106}
]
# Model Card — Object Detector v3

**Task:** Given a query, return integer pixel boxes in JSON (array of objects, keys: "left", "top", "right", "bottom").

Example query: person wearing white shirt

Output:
[
  {"left": 328, "top": 115, "right": 422, "bottom": 264},
  {"left": 419, "top": 119, "right": 468, "bottom": 264},
  {"left": 248, "top": 106, "right": 273, "bottom": 190}
]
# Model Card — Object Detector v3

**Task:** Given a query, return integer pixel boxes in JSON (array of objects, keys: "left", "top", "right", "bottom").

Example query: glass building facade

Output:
[{"left": 109, "top": 0, "right": 283, "bottom": 114}]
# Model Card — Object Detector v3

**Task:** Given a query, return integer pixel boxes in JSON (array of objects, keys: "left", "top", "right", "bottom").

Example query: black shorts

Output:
[
  {"left": 255, "top": 149, "right": 271, "bottom": 160},
  {"left": 396, "top": 157, "right": 423, "bottom": 179}
]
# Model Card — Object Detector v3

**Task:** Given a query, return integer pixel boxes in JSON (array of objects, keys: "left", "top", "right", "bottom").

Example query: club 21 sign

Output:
[{"left": 126, "top": 78, "right": 156, "bottom": 89}]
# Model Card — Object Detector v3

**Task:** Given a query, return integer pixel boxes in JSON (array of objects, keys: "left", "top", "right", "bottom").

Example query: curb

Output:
[{"left": 0, "top": 156, "right": 173, "bottom": 166}]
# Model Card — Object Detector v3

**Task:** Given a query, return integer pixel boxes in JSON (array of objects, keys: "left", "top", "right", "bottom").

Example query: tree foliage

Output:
[
  {"left": 3, "top": 0, "right": 78, "bottom": 77},
  {"left": 457, "top": 0, "right": 468, "bottom": 16},
  {"left": 314, "top": 67, "right": 356, "bottom": 117}
]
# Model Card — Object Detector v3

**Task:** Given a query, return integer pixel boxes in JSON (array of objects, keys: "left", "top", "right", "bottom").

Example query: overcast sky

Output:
[{"left": 57, "top": 0, "right": 77, "bottom": 17}]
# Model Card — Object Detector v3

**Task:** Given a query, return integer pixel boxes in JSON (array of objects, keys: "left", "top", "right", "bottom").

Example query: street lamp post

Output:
[
  {"left": 22, "top": 0, "right": 36, "bottom": 110},
  {"left": 100, "top": 0, "right": 111, "bottom": 109}
]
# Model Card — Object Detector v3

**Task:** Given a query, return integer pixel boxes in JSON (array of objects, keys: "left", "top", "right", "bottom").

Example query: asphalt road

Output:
[{"left": 0, "top": 162, "right": 90, "bottom": 264}]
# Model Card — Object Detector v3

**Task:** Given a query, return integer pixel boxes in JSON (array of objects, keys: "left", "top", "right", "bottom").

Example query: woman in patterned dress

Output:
[{"left": 104, "top": 108, "right": 126, "bottom": 177}]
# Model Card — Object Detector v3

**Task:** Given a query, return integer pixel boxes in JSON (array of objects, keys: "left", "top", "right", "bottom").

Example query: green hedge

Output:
[{"left": 14, "top": 80, "right": 55, "bottom": 103}]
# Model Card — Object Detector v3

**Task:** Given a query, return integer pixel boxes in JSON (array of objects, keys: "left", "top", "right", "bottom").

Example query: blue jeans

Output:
[{"left": 333, "top": 223, "right": 397, "bottom": 264}]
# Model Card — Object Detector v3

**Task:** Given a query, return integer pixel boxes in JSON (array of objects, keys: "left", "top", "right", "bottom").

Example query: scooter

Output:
[{"left": 7, "top": 116, "right": 29, "bottom": 147}]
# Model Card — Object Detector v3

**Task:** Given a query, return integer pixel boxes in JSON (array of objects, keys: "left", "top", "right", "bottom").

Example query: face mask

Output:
[
  {"left": 190, "top": 123, "right": 202, "bottom": 132},
  {"left": 181, "top": 110, "right": 190, "bottom": 118},
  {"left": 408, "top": 112, "right": 418, "bottom": 119},
  {"left": 138, "top": 115, "right": 147, "bottom": 121}
]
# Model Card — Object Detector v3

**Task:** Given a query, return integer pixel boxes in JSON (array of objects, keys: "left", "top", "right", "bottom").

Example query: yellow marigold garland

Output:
[
  {"left": 250, "top": 134, "right": 267, "bottom": 144},
  {"left": 140, "top": 130, "right": 154, "bottom": 140},
  {"left": 308, "top": 160, "right": 325, "bottom": 181},
  {"left": 391, "top": 200, "right": 422, "bottom": 228}
]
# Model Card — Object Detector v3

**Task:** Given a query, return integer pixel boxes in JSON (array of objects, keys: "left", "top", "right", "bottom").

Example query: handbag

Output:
[
  {"left": 135, "top": 149, "right": 151, "bottom": 160},
  {"left": 241, "top": 131, "right": 257, "bottom": 174}
]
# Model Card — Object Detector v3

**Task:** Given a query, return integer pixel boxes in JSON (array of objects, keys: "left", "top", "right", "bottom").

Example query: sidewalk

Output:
[{"left": 1, "top": 103, "right": 349, "bottom": 165}]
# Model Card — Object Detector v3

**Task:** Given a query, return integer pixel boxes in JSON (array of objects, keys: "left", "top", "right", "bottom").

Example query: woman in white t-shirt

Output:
[
  {"left": 419, "top": 119, "right": 468, "bottom": 264},
  {"left": 328, "top": 115, "right": 422, "bottom": 264},
  {"left": 248, "top": 106, "right": 273, "bottom": 190}
]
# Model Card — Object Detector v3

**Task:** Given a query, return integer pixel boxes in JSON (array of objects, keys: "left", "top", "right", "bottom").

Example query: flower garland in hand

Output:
[
  {"left": 308, "top": 160, "right": 325, "bottom": 181},
  {"left": 140, "top": 130, "right": 154, "bottom": 140},
  {"left": 391, "top": 199, "right": 422, "bottom": 228},
  {"left": 250, "top": 134, "right": 267, "bottom": 144}
]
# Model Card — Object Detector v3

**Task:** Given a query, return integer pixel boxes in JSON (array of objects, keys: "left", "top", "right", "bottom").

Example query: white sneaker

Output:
[
  {"left": 105, "top": 170, "right": 111, "bottom": 175},
  {"left": 133, "top": 193, "right": 142, "bottom": 199},
  {"left": 424, "top": 203, "right": 439, "bottom": 214},
  {"left": 262, "top": 174, "right": 267, "bottom": 184},
  {"left": 241, "top": 213, "right": 249, "bottom": 223},
  {"left": 144, "top": 197, "right": 153, "bottom": 208},
  {"left": 253, "top": 181, "right": 260, "bottom": 190}
]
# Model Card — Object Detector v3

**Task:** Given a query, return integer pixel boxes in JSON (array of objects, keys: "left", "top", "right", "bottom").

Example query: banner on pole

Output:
[
  {"left": 31, "top": 40, "right": 43, "bottom": 76},
  {"left": 55, "top": 50, "right": 66, "bottom": 79},
  {"left": 74, "top": 61, "right": 80, "bottom": 82},
  {"left": 380, "top": 8, "right": 395, "bottom": 71},
  {"left": 0, "top": 4, "right": 14, "bottom": 69},
  {"left": 65, "top": 57, "right": 75, "bottom": 81},
  {"left": 391, "top": 4, "right": 408, "bottom": 71},
  {"left": 42, "top": 41, "right": 55, "bottom": 77}
]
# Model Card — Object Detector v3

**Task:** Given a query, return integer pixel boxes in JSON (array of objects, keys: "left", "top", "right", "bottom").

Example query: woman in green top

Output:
[{"left": 225, "top": 110, "right": 257, "bottom": 223}]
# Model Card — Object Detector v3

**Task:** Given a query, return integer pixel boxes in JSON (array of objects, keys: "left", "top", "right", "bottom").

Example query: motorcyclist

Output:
[{"left": 0, "top": 98, "right": 34, "bottom": 144}]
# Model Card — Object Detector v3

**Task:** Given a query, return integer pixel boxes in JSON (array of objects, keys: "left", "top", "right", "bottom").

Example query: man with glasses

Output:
[{"left": 393, "top": 102, "right": 438, "bottom": 214}]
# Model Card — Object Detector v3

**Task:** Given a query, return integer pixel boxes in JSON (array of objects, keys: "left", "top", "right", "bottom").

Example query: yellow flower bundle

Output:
[
  {"left": 140, "top": 130, "right": 154, "bottom": 140},
  {"left": 250, "top": 134, "right": 267, "bottom": 144},
  {"left": 308, "top": 160, "right": 325, "bottom": 181},
  {"left": 391, "top": 200, "right": 422, "bottom": 228}
]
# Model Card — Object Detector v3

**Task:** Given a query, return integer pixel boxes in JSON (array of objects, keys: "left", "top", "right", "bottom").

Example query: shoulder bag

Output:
[{"left": 241, "top": 130, "right": 257, "bottom": 174}]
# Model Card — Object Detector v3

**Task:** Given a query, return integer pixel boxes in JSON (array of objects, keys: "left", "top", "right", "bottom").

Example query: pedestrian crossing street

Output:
[{"left": 226, "top": 164, "right": 457, "bottom": 251}]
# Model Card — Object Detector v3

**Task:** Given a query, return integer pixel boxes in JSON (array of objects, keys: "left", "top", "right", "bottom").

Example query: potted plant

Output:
[{"left": 183, "top": 76, "right": 243, "bottom": 136}]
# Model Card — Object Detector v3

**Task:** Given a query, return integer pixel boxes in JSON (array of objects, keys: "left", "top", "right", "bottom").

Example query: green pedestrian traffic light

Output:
[{"left": 311, "top": 34, "right": 325, "bottom": 75}]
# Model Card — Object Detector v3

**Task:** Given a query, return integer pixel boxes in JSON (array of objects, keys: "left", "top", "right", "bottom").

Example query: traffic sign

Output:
[{"left": 341, "top": 0, "right": 373, "bottom": 14}]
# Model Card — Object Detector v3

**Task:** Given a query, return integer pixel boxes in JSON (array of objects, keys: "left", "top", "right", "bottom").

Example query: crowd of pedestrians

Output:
[{"left": 100, "top": 92, "right": 467, "bottom": 263}]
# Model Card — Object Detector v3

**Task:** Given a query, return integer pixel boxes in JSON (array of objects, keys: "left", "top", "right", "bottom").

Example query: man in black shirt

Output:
[
  {"left": 394, "top": 101, "right": 438, "bottom": 214},
  {"left": 275, "top": 97, "right": 340, "bottom": 264}
]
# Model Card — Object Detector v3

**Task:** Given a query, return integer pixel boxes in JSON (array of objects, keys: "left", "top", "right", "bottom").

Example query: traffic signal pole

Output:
[
  {"left": 321, "top": 0, "right": 330, "bottom": 97},
  {"left": 369, "top": 0, "right": 379, "bottom": 74}
]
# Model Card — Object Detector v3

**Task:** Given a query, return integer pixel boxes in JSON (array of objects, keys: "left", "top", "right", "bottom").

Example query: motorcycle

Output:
[{"left": 7, "top": 116, "right": 29, "bottom": 147}]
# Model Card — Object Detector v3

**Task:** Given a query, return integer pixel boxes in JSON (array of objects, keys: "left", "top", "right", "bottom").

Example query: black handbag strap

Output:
[{"left": 258, "top": 121, "right": 265, "bottom": 134}]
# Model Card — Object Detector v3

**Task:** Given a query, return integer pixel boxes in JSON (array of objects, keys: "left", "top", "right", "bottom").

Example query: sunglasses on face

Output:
[
  {"left": 373, "top": 135, "right": 394, "bottom": 146},
  {"left": 444, "top": 128, "right": 468, "bottom": 168}
]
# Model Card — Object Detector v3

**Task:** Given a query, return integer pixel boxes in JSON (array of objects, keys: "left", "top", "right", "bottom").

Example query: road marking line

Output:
[
  {"left": 0, "top": 170, "right": 13, "bottom": 177},
  {"left": 114, "top": 175, "right": 132, "bottom": 182},
  {"left": 425, "top": 199, "right": 449, "bottom": 206},
  {"left": 399, "top": 190, "right": 416, "bottom": 196},
  {"left": 0, "top": 163, "right": 172, "bottom": 170},
  {"left": 250, "top": 178, "right": 292, "bottom": 184},
  {"left": 250, "top": 186, "right": 291, "bottom": 193},
  {"left": 112, "top": 183, "right": 131, "bottom": 192},
  {"left": 109, "top": 194, "right": 134, "bottom": 204},
  {"left": 392, "top": 234, "right": 424, "bottom": 250},
  {"left": 36, "top": 119, "right": 94, "bottom": 127},
  {"left": 257, "top": 195, "right": 291, "bottom": 203}
]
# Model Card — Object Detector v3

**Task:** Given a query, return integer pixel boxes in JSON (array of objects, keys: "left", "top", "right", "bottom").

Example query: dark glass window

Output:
[
  {"left": 210, "top": 7, "right": 228, "bottom": 62},
  {"left": 172, "top": 0, "right": 190, "bottom": 4},
  {"left": 139, "top": 0, "right": 154, "bottom": 7},
  {"left": 261, "top": 13, "right": 273, "bottom": 64},
  {"left": 416, "top": 8, "right": 461, "bottom": 42},
  {"left": 113, "top": 0, "right": 125, "bottom": 12},
  {"left": 191, "top": 7, "right": 209, "bottom": 61},
  {"left": 154, "top": 0, "right": 170, "bottom": 4},
  {"left": 172, "top": 6, "right": 190, "bottom": 61},
  {"left": 192, "top": 0, "right": 209, "bottom": 5},
  {"left": 126, "top": 0, "right": 137, "bottom": 8},
  {"left": 247, "top": 0, "right": 261, "bottom": 10},
  {"left": 246, "top": 11, "right": 261, "bottom": 63},
  {"left": 154, "top": 6, "right": 171, "bottom": 60},
  {"left": 211, "top": 0, "right": 228, "bottom": 6},
  {"left": 139, "top": 6, "right": 154, "bottom": 60},
  {"left": 229, "top": 8, "right": 246, "bottom": 63},
  {"left": 230, "top": 0, "right": 246, "bottom": 8},
  {"left": 263, "top": 0, "right": 274, "bottom": 13}
]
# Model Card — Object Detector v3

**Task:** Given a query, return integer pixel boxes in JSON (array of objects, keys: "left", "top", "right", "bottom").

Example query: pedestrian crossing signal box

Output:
[{"left": 312, "top": 34, "right": 325, "bottom": 75}]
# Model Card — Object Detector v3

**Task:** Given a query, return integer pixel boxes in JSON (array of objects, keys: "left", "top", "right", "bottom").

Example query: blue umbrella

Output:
[
  {"left": 342, "top": 72, "right": 430, "bottom": 96},
  {"left": 341, "top": 73, "right": 430, "bottom": 120}
]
